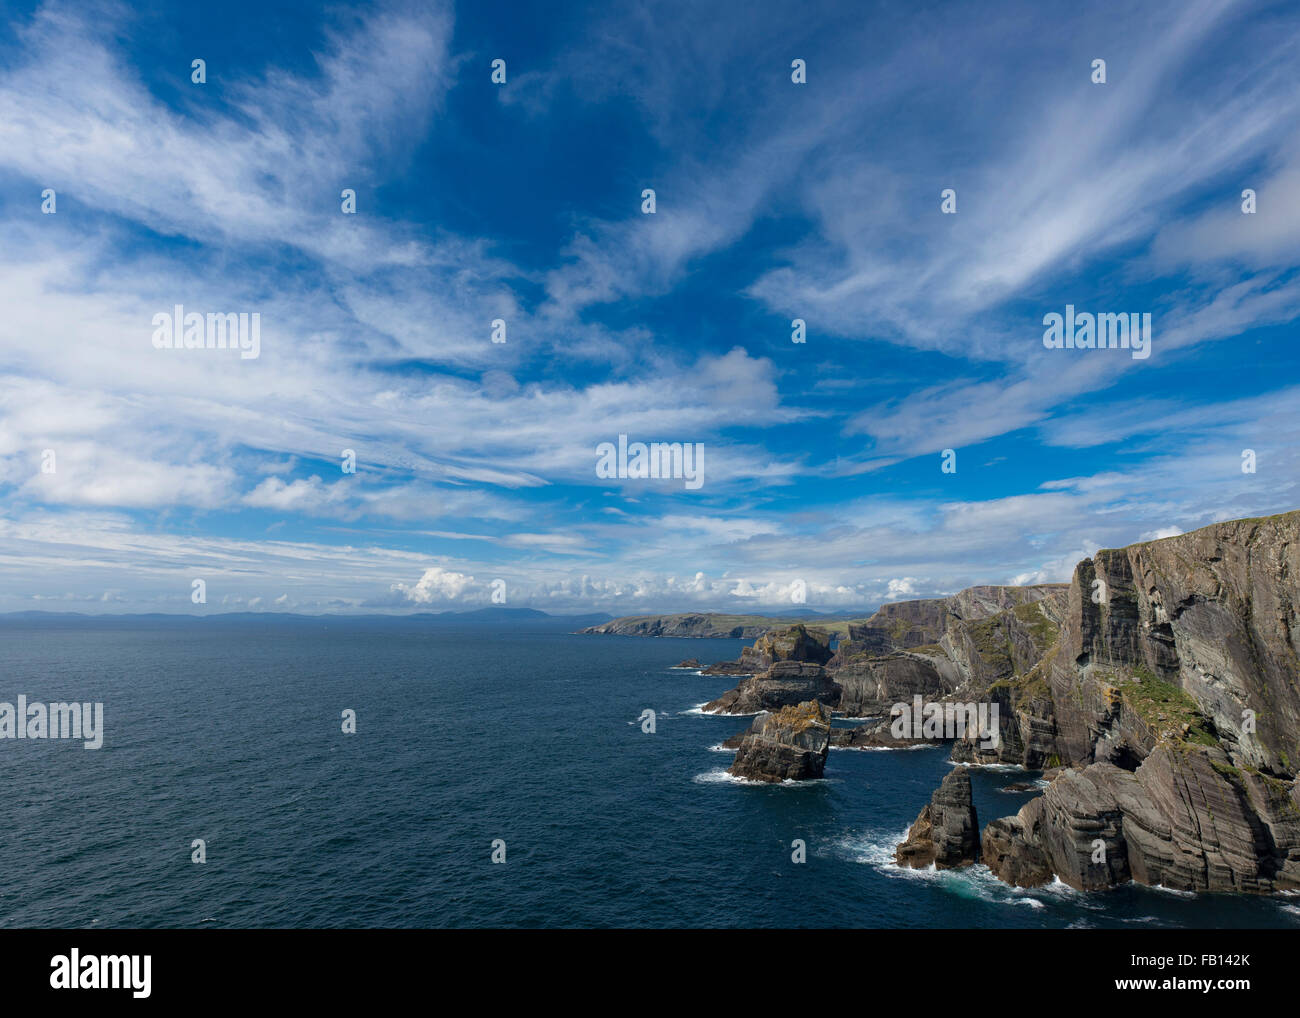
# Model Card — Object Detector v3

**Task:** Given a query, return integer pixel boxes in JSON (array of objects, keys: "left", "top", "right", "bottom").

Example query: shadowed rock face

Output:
[
  {"left": 740, "top": 624, "right": 833, "bottom": 672},
  {"left": 703, "top": 625, "right": 840, "bottom": 714},
  {"left": 977, "top": 511, "right": 1300, "bottom": 894},
  {"left": 829, "top": 585, "right": 1067, "bottom": 717},
  {"left": 704, "top": 661, "right": 840, "bottom": 714},
  {"left": 982, "top": 816, "right": 1053, "bottom": 887},
  {"left": 830, "top": 716, "right": 933, "bottom": 749},
  {"left": 694, "top": 510, "right": 1300, "bottom": 894},
  {"left": 896, "top": 767, "right": 979, "bottom": 869},
  {"left": 728, "top": 701, "right": 832, "bottom": 783}
]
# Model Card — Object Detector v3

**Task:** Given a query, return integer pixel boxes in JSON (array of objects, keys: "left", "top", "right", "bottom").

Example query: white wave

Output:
[
  {"left": 693, "top": 768, "right": 765, "bottom": 786},
  {"left": 997, "top": 779, "right": 1049, "bottom": 793},
  {"left": 835, "top": 742, "right": 937, "bottom": 752},
  {"left": 706, "top": 743, "right": 736, "bottom": 753},
  {"left": 692, "top": 768, "right": 832, "bottom": 787},
  {"left": 683, "top": 703, "right": 758, "bottom": 717},
  {"left": 837, "top": 827, "right": 1069, "bottom": 910},
  {"left": 1147, "top": 883, "right": 1197, "bottom": 898},
  {"left": 625, "top": 709, "right": 678, "bottom": 726},
  {"left": 947, "top": 759, "right": 1025, "bottom": 772}
]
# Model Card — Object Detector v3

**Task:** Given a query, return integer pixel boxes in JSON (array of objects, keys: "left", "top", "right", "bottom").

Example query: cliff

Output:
[
  {"left": 703, "top": 624, "right": 840, "bottom": 713},
  {"left": 580, "top": 612, "right": 865, "bottom": 640},
  {"left": 829, "top": 584, "right": 1067, "bottom": 718},
  {"left": 973, "top": 511, "right": 1300, "bottom": 893},
  {"left": 728, "top": 700, "right": 833, "bottom": 783}
]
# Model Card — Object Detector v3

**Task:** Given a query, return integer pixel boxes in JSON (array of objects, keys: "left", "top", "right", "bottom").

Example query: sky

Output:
[{"left": 0, "top": 0, "right": 1297, "bottom": 615}]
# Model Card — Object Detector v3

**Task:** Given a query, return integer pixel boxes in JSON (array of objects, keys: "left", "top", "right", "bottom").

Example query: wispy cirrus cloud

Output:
[{"left": 0, "top": 0, "right": 1297, "bottom": 614}]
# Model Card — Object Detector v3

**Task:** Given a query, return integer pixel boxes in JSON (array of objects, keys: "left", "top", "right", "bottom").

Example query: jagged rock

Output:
[
  {"left": 703, "top": 661, "right": 841, "bottom": 714},
  {"left": 699, "top": 623, "right": 836, "bottom": 694},
  {"left": 896, "top": 767, "right": 980, "bottom": 869},
  {"left": 829, "top": 585, "right": 1066, "bottom": 718},
  {"left": 834, "top": 653, "right": 957, "bottom": 717},
  {"left": 728, "top": 701, "right": 832, "bottom": 783},
  {"left": 720, "top": 729, "right": 747, "bottom": 750},
  {"left": 739, "top": 624, "right": 833, "bottom": 672},
  {"left": 982, "top": 816, "right": 1053, "bottom": 887},
  {"left": 979, "top": 511, "right": 1300, "bottom": 895},
  {"left": 984, "top": 749, "right": 1300, "bottom": 893},
  {"left": 672, "top": 659, "right": 702, "bottom": 669},
  {"left": 830, "top": 716, "right": 932, "bottom": 749},
  {"left": 701, "top": 659, "right": 754, "bottom": 676}
]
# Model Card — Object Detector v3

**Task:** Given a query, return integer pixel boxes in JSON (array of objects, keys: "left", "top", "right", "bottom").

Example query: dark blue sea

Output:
[{"left": 3, "top": 618, "right": 1298, "bottom": 928}]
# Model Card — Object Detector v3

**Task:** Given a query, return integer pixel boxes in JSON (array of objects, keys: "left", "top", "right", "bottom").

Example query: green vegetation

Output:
[
  {"left": 772, "top": 700, "right": 829, "bottom": 734},
  {"left": 1011, "top": 601, "right": 1059, "bottom": 649},
  {"left": 1120, "top": 664, "right": 1217, "bottom": 747},
  {"left": 1210, "top": 756, "right": 1243, "bottom": 782},
  {"left": 968, "top": 616, "right": 1013, "bottom": 675}
]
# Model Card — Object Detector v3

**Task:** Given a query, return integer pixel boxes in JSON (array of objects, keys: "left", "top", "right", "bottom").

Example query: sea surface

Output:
[{"left": 2, "top": 617, "right": 1299, "bottom": 928}]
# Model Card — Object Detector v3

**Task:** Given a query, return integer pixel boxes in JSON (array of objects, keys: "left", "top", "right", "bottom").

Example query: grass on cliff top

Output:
[
  {"left": 1094, "top": 508, "right": 1300, "bottom": 557},
  {"left": 1119, "top": 665, "right": 1217, "bottom": 747},
  {"left": 771, "top": 700, "right": 829, "bottom": 732}
]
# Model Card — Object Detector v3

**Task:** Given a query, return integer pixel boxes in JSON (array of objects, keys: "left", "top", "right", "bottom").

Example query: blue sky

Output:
[{"left": 0, "top": 0, "right": 1297, "bottom": 614}]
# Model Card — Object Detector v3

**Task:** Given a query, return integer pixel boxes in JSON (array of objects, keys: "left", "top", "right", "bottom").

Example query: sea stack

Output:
[
  {"left": 895, "top": 767, "right": 980, "bottom": 869},
  {"left": 728, "top": 700, "right": 832, "bottom": 783}
]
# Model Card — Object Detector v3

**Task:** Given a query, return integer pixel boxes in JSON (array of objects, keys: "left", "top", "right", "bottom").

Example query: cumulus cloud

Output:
[{"left": 391, "top": 567, "right": 477, "bottom": 604}]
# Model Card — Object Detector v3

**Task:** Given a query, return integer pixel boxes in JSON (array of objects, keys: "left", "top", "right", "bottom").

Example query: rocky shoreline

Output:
[{"left": 609, "top": 509, "right": 1300, "bottom": 896}]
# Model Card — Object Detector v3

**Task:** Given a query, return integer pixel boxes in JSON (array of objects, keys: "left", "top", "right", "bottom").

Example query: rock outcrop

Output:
[
  {"left": 977, "top": 511, "right": 1300, "bottom": 894},
  {"left": 740, "top": 623, "right": 833, "bottom": 671},
  {"left": 672, "top": 658, "right": 702, "bottom": 669},
  {"left": 704, "top": 661, "right": 841, "bottom": 714},
  {"left": 830, "top": 585, "right": 1066, "bottom": 717},
  {"left": 701, "top": 659, "right": 756, "bottom": 676},
  {"left": 704, "top": 625, "right": 840, "bottom": 713},
  {"left": 830, "top": 716, "right": 934, "bottom": 750},
  {"left": 981, "top": 815, "right": 1053, "bottom": 887},
  {"left": 728, "top": 701, "right": 832, "bottom": 783},
  {"left": 896, "top": 767, "right": 980, "bottom": 869},
  {"left": 581, "top": 613, "right": 854, "bottom": 640},
  {"left": 687, "top": 509, "right": 1300, "bottom": 896}
]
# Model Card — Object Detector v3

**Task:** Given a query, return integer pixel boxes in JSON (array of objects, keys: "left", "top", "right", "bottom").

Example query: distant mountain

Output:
[{"left": 0, "top": 608, "right": 614, "bottom": 629}]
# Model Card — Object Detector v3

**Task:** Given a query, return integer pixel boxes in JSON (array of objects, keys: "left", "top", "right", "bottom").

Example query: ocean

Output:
[{"left": 2, "top": 618, "right": 1297, "bottom": 929}]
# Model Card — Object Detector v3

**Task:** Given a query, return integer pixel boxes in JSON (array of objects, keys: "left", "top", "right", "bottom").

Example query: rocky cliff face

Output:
[
  {"left": 896, "top": 767, "right": 980, "bottom": 869},
  {"left": 741, "top": 624, "right": 833, "bottom": 671},
  {"left": 978, "top": 512, "right": 1300, "bottom": 893},
  {"left": 829, "top": 584, "right": 1066, "bottom": 717},
  {"left": 580, "top": 613, "right": 854, "bottom": 639},
  {"left": 704, "top": 625, "right": 841, "bottom": 713},
  {"left": 729, "top": 700, "right": 832, "bottom": 782},
  {"left": 704, "top": 661, "right": 841, "bottom": 714}
]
